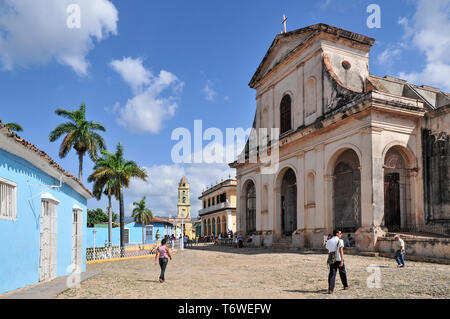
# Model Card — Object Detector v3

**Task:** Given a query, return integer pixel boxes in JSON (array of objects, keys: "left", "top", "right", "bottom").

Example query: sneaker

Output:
[
  {"left": 328, "top": 290, "right": 334, "bottom": 294},
  {"left": 400, "top": 265, "right": 405, "bottom": 268},
  {"left": 344, "top": 286, "right": 350, "bottom": 290}
]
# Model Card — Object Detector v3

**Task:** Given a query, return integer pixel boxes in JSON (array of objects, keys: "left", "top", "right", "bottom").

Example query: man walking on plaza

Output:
[
  {"left": 394, "top": 235, "right": 406, "bottom": 267},
  {"left": 326, "top": 229, "right": 349, "bottom": 294}
]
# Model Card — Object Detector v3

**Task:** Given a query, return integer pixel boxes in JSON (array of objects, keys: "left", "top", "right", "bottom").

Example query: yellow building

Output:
[
  {"left": 199, "top": 178, "right": 237, "bottom": 237},
  {"left": 169, "top": 176, "right": 194, "bottom": 239}
]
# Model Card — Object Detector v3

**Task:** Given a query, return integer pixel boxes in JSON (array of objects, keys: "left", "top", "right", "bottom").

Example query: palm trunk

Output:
[
  {"left": 78, "top": 152, "right": 83, "bottom": 181},
  {"left": 119, "top": 187, "right": 125, "bottom": 257},
  {"left": 108, "top": 190, "right": 112, "bottom": 247}
]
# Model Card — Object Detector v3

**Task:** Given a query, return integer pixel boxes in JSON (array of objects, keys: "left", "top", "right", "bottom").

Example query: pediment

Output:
[{"left": 249, "top": 31, "right": 316, "bottom": 88}]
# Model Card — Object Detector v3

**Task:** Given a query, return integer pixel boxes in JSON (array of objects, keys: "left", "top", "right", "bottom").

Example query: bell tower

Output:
[{"left": 177, "top": 176, "right": 191, "bottom": 219}]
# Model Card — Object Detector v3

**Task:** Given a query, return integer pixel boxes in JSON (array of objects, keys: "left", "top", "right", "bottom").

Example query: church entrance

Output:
[
  {"left": 280, "top": 168, "right": 297, "bottom": 236},
  {"left": 384, "top": 172, "right": 401, "bottom": 230},
  {"left": 383, "top": 146, "right": 412, "bottom": 231},
  {"left": 333, "top": 149, "right": 361, "bottom": 232}
]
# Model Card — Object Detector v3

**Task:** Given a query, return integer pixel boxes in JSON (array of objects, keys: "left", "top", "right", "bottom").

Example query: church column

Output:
[
  {"left": 314, "top": 144, "right": 325, "bottom": 229},
  {"left": 355, "top": 127, "right": 384, "bottom": 252},
  {"left": 363, "top": 127, "right": 384, "bottom": 227},
  {"left": 296, "top": 153, "right": 305, "bottom": 230}
]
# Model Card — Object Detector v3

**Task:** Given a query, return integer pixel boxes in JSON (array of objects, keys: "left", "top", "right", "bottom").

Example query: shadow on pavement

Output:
[{"left": 284, "top": 289, "right": 329, "bottom": 294}]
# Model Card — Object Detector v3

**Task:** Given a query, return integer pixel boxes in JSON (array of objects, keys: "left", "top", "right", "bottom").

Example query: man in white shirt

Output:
[
  {"left": 394, "top": 235, "right": 406, "bottom": 267},
  {"left": 326, "top": 229, "right": 349, "bottom": 294}
]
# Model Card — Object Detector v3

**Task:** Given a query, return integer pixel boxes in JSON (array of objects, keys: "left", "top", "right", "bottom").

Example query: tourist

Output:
[
  {"left": 237, "top": 234, "right": 244, "bottom": 248},
  {"left": 394, "top": 235, "right": 406, "bottom": 267},
  {"left": 345, "top": 234, "right": 355, "bottom": 247},
  {"left": 326, "top": 229, "right": 349, "bottom": 294},
  {"left": 155, "top": 238, "right": 172, "bottom": 283},
  {"left": 183, "top": 234, "right": 188, "bottom": 248}
]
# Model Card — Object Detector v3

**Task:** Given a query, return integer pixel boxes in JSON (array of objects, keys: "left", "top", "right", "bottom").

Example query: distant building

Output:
[
  {"left": 169, "top": 176, "right": 194, "bottom": 239},
  {"left": 199, "top": 178, "right": 237, "bottom": 236},
  {"left": 86, "top": 216, "right": 175, "bottom": 247},
  {"left": 0, "top": 122, "right": 93, "bottom": 295}
]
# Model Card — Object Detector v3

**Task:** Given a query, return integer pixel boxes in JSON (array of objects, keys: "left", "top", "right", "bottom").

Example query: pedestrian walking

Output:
[
  {"left": 326, "top": 229, "right": 349, "bottom": 294},
  {"left": 155, "top": 238, "right": 172, "bottom": 283},
  {"left": 394, "top": 235, "right": 406, "bottom": 267}
]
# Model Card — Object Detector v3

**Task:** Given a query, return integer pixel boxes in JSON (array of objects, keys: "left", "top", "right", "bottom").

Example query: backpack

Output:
[{"left": 327, "top": 239, "right": 340, "bottom": 265}]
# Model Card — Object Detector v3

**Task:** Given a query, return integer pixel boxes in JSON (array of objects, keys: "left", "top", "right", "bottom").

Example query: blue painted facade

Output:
[
  {"left": 0, "top": 148, "right": 89, "bottom": 295},
  {"left": 85, "top": 221, "right": 175, "bottom": 247}
]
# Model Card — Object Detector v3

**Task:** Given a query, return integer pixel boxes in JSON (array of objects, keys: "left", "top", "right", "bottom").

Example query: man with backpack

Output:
[{"left": 326, "top": 229, "right": 350, "bottom": 294}]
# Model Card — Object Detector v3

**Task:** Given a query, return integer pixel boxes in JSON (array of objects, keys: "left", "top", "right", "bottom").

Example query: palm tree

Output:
[
  {"left": 88, "top": 142, "right": 148, "bottom": 256},
  {"left": 88, "top": 150, "right": 120, "bottom": 247},
  {"left": 4, "top": 122, "right": 23, "bottom": 132},
  {"left": 132, "top": 196, "right": 153, "bottom": 245},
  {"left": 49, "top": 103, "right": 106, "bottom": 181}
]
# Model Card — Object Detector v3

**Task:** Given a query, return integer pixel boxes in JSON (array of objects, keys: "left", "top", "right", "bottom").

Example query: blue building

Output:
[
  {"left": 85, "top": 217, "right": 175, "bottom": 248},
  {"left": 0, "top": 124, "right": 93, "bottom": 295}
]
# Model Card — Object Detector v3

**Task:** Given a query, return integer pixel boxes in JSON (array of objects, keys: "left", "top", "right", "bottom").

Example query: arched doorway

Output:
[
  {"left": 245, "top": 181, "right": 256, "bottom": 234},
  {"left": 207, "top": 219, "right": 211, "bottom": 236},
  {"left": 333, "top": 149, "right": 361, "bottom": 232},
  {"left": 383, "top": 146, "right": 412, "bottom": 231},
  {"left": 212, "top": 218, "right": 216, "bottom": 236},
  {"left": 280, "top": 168, "right": 297, "bottom": 236}
]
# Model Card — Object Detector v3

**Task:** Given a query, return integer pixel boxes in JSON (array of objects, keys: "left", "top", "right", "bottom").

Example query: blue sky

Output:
[{"left": 1, "top": 0, "right": 449, "bottom": 218}]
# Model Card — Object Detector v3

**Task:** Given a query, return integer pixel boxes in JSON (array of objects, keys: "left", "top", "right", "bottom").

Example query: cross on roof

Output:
[{"left": 281, "top": 14, "right": 288, "bottom": 33}]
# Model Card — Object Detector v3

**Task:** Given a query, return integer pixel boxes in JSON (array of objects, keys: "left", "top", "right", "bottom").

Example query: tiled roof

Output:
[{"left": 0, "top": 120, "right": 93, "bottom": 198}]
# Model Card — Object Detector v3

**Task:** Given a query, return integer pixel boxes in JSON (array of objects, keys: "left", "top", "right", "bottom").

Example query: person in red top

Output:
[{"left": 155, "top": 238, "right": 172, "bottom": 283}]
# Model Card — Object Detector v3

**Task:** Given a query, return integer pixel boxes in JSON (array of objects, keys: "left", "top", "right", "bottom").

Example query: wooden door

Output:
[{"left": 384, "top": 173, "right": 401, "bottom": 230}]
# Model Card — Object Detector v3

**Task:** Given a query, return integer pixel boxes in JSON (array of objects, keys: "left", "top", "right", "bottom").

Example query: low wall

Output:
[{"left": 376, "top": 237, "right": 450, "bottom": 260}]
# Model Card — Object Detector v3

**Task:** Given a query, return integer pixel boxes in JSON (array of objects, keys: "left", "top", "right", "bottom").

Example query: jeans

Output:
[
  {"left": 159, "top": 257, "right": 168, "bottom": 281},
  {"left": 328, "top": 261, "right": 348, "bottom": 291},
  {"left": 395, "top": 250, "right": 405, "bottom": 266}
]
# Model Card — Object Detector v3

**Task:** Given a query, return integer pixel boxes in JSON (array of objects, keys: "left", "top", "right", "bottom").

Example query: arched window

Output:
[{"left": 280, "top": 95, "right": 292, "bottom": 134}]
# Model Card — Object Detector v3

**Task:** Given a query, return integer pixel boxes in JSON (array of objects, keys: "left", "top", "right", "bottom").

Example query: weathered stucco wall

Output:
[
  {"left": 376, "top": 237, "right": 450, "bottom": 260},
  {"left": 422, "top": 105, "right": 450, "bottom": 225}
]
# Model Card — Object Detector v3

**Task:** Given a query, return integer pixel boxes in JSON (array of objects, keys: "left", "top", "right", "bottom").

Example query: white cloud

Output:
[
  {"left": 0, "top": 0, "right": 118, "bottom": 75},
  {"left": 202, "top": 80, "right": 216, "bottom": 102},
  {"left": 109, "top": 57, "right": 152, "bottom": 93},
  {"left": 123, "top": 138, "right": 243, "bottom": 217},
  {"left": 377, "top": 47, "right": 402, "bottom": 67},
  {"left": 124, "top": 162, "right": 235, "bottom": 218},
  {"left": 397, "top": 0, "right": 450, "bottom": 91},
  {"left": 110, "top": 57, "right": 184, "bottom": 134}
]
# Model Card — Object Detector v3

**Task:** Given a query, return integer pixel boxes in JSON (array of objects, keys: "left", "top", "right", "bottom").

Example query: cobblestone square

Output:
[{"left": 56, "top": 246, "right": 450, "bottom": 299}]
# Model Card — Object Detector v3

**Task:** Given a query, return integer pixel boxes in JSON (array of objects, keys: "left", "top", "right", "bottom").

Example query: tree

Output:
[
  {"left": 88, "top": 149, "right": 121, "bottom": 247},
  {"left": 88, "top": 142, "right": 148, "bottom": 256},
  {"left": 87, "top": 208, "right": 118, "bottom": 227},
  {"left": 132, "top": 196, "right": 153, "bottom": 245},
  {"left": 49, "top": 103, "right": 106, "bottom": 181},
  {"left": 4, "top": 122, "right": 23, "bottom": 132}
]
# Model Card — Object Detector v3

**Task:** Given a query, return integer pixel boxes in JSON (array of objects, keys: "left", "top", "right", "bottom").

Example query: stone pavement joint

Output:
[{"left": 0, "top": 270, "right": 102, "bottom": 299}]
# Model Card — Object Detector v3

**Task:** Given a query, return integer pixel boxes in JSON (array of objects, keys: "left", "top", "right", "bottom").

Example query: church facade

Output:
[{"left": 229, "top": 24, "right": 450, "bottom": 252}]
